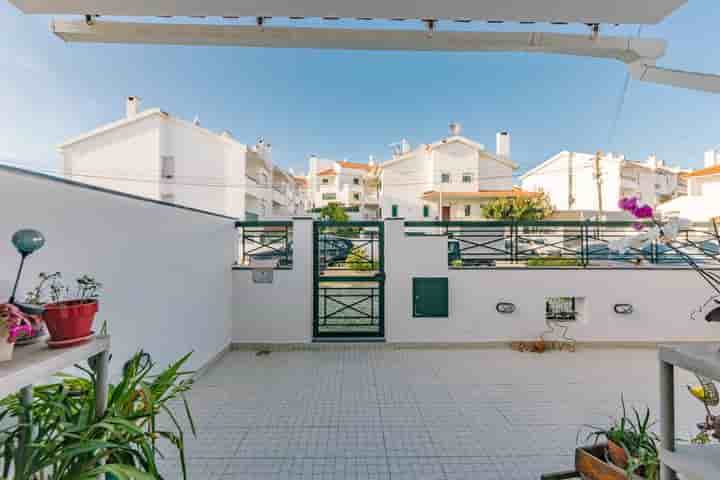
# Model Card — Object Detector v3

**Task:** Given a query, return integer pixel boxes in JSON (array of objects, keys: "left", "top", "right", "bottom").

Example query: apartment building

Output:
[
  {"left": 520, "top": 151, "right": 688, "bottom": 217},
  {"left": 658, "top": 149, "right": 720, "bottom": 222},
  {"left": 380, "top": 124, "right": 535, "bottom": 220},
  {"left": 306, "top": 156, "right": 381, "bottom": 219},
  {"left": 59, "top": 97, "right": 305, "bottom": 219}
]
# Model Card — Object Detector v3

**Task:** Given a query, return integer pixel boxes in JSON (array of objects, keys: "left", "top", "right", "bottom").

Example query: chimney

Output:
[
  {"left": 705, "top": 149, "right": 720, "bottom": 168},
  {"left": 400, "top": 139, "right": 411, "bottom": 154},
  {"left": 647, "top": 154, "right": 662, "bottom": 168},
  {"left": 368, "top": 155, "right": 375, "bottom": 167},
  {"left": 496, "top": 131, "right": 511, "bottom": 158},
  {"left": 126, "top": 96, "right": 140, "bottom": 118},
  {"left": 449, "top": 122, "right": 462, "bottom": 136}
]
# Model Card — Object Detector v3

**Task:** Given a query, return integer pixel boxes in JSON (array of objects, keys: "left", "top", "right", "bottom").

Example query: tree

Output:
[
  {"left": 481, "top": 192, "right": 554, "bottom": 221},
  {"left": 319, "top": 203, "right": 349, "bottom": 222}
]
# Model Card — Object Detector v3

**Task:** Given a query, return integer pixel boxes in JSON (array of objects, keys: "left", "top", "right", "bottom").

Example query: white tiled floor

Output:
[{"left": 158, "top": 346, "right": 704, "bottom": 479}]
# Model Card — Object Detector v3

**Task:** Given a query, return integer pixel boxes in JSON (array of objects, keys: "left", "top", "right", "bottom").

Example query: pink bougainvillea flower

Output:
[
  {"left": 633, "top": 205, "right": 654, "bottom": 219},
  {"left": 632, "top": 222, "right": 645, "bottom": 231},
  {"left": 0, "top": 303, "right": 34, "bottom": 344},
  {"left": 618, "top": 197, "right": 639, "bottom": 212}
]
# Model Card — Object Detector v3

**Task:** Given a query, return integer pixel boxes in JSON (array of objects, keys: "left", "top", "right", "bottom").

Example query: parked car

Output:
[{"left": 248, "top": 235, "right": 353, "bottom": 266}]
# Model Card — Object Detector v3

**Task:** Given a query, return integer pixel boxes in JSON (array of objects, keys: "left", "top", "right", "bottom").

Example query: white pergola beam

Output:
[
  {"left": 629, "top": 63, "right": 720, "bottom": 94},
  {"left": 12, "top": 0, "right": 687, "bottom": 24},
  {"left": 52, "top": 20, "right": 666, "bottom": 64}
]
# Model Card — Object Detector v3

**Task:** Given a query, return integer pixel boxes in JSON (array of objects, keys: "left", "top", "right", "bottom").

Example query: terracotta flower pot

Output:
[
  {"left": 607, "top": 440, "right": 629, "bottom": 470},
  {"left": 42, "top": 300, "right": 98, "bottom": 341}
]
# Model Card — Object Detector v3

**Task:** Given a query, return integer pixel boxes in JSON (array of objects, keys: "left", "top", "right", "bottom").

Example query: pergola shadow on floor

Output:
[{"left": 158, "top": 346, "right": 702, "bottom": 480}]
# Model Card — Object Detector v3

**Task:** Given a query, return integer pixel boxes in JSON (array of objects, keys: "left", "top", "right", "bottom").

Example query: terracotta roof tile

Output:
[{"left": 686, "top": 164, "right": 720, "bottom": 178}]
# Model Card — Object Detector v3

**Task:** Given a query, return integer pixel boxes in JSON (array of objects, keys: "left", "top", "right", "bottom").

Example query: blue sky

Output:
[{"left": 1, "top": 1, "right": 720, "bottom": 177}]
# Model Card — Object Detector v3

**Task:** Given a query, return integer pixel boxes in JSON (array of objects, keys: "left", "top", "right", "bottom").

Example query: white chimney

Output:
[
  {"left": 647, "top": 154, "right": 663, "bottom": 168},
  {"left": 705, "top": 149, "right": 720, "bottom": 168},
  {"left": 449, "top": 122, "right": 462, "bottom": 136},
  {"left": 496, "top": 131, "right": 511, "bottom": 158},
  {"left": 368, "top": 155, "right": 375, "bottom": 167},
  {"left": 400, "top": 139, "right": 411, "bottom": 154},
  {"left": 126, "top": 96, "right": 140, "bottom": 118}
]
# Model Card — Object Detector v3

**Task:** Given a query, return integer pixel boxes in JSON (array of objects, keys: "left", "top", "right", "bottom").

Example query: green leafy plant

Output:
[
  {"left": 346, "top": 247, "right": 378, "bottom": 271},
  {"left": 0, "top": 351, "right": 196, "bottom": 479},
  {"left": 481, "top": 192, "right": 554, "bottom": 221},
  {"left": 527, "top": 257, "right": 582, "bottom": 267},
  {"left": 318, "top": 203, "right": 350, "bottom": 222},
  {"left": 25, "top": 273, "right": 103, "bottom": 305},
  {"left": 584, "top": 396, "right": 660, "bottom": 480}
]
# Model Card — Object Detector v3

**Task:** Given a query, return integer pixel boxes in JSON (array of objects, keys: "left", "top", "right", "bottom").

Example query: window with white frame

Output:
[
  {"left": 353, "top": 192, "right": 361, "bottom": 201},
  {"left": 353, "top": 177, "right": 360, "bottom": 185},
  {"left": 322, "top": 178, "right": 329, "bottom": 184},
  {"left": 161, "top": 156, "right": 175, "bottom": 179},
  {"left": 440, "top": 172, "right": 451, "bottom": 183},
  {"left": 462, "top": 173, "right": 473, "bottom": 183},
  {"left": 464, "top": 205, "right": 471, "bottom": 217}
]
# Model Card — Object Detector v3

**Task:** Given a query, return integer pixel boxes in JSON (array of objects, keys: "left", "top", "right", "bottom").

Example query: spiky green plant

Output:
[{"left": 0, "top": 351, "right": 196, "bottom": 480}]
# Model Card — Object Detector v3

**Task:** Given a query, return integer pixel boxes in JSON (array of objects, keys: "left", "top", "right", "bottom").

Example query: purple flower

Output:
[
  {"left": 632, "top": 222, "right": 645, "bottom": 231},
  {"left": 632, "top": 205, "right": 654, "bottom": 219},
  {"left": 618, "top": 197, "right": 639, "bottom": 212}
]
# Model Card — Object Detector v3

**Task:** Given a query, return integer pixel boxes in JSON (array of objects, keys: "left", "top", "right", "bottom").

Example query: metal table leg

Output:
[
  {"left": 660, "top": 360, "right": 677, "bottom": 480},
  {"left": 15, "top": 385, "right": 33, "bottom": 480},
  {"left": 91, "top": 350, "right": 110, "bottom": 480}
]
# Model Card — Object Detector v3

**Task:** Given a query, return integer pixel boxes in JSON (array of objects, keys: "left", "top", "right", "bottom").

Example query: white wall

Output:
[
  {"left": 384, "top": 219, "right": 720, "bottom": 343},
  {"left": 63, "top": 114, "right": 162, "bottom": 199},
  {"left": 0, "top": 166, "right": 235, "bottom": 378},
  {"left": 232, "top": 219, "right": 312, "bottom": 343}
]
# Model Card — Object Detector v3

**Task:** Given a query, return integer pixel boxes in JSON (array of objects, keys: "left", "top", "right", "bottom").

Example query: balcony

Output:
[{"left": 1, "top": 164, "right": 717, "bottom": 480}]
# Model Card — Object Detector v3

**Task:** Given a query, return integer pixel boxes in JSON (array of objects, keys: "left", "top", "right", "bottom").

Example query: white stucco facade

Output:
[
  {"left": 59, "top": 97, "right": 306, "bottom": 220},
  {"left": 306, "top": 157, "right": 380, "bottom": 219},
  {"left": 380, "top": 131, "right": 521, "bottom": 221},
  {"left": 521, "top": 151, "right": 688, "bottom": 215},
  {"left": 658, "top": 150, "right": 720, "bottom": 222}
]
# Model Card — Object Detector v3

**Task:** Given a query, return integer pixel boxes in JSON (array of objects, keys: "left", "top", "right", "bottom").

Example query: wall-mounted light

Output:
[
  {"left": 614, "top": 304, "right": 634, "bottom": 315},
  {"left": 496, "top": 302, "right": 516, "bottom": 314}
]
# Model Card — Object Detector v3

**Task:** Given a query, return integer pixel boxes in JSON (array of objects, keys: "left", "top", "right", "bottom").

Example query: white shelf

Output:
[
  {"left": 0, "top": 336, "right": 110, "bottom": 397},
  {"left": 659, "top": 344, "right": 720, "bottom": 383},
  {"left": 661, "top": 445, "right": 720, "bottom": 480}
]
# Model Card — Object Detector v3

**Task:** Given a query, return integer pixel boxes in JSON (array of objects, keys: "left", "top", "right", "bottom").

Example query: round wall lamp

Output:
[
  {"left": 496, "top": 302, "right": 516, "bottom": 314},
  {"left": 614, "top": 304, "right": 634, "bottom": 315},
  {"left": 9, "top": 229, "right": 45, "bottom": 305}
]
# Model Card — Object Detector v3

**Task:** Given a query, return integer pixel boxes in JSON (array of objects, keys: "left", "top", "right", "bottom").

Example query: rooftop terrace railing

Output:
[
  {"left": 405, "top": 220, "right": 720, "bottom": 269},
  {"left": 235, "top": 220, "right": 293, "bottom": 268}
]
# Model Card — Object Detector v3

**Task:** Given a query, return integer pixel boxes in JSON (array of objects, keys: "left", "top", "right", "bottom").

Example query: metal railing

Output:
[
  {"left": 236, "top": 221, "right": 293, "bottom": 268},
  {"left": 405, "top": 220, "right": 720, "bottom": 269}
]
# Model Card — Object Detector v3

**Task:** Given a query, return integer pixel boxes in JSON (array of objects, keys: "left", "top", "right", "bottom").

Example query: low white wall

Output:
[
  {"left": 0, "top": 166, "right": 235, "bottom": 378},
  {"left": 385, "top": 219, "right": 720, "bottom": 343},
  {"left": 232, "top": 219, "right": 312, "bottom": 343}
]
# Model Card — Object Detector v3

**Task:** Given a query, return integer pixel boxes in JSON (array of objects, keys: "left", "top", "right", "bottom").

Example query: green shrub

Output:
[
  {"left": 346, "top": 247, "right": 378, "bottom": 271},
  {"left": 527, "top": 257, "right": 582, "bottom": 267}
]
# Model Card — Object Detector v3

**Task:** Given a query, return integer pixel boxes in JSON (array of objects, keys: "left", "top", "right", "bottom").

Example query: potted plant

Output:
[
  {"left": 26, "top": 272, "right": 102, "bottom": 345},
  {"left": 0, "top": 304, "right": 33, "bottom": 362},
  {"left": 581, "top": 397, "right": 660, "bottom": 480}
]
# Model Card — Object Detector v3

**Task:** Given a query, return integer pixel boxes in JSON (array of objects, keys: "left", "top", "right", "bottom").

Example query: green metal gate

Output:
[{"left": 313, "top": 221, "right": 385, "bottom": 339}]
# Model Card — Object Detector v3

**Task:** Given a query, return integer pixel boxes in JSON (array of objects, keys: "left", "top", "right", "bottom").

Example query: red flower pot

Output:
[{"left": 42, "top": 300, "right": 98, "bottom": 341}]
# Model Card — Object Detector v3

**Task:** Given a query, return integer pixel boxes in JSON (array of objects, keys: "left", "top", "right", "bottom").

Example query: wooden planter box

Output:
[{"left": 576, "top": 444, "right": 639, "bottom": 480}]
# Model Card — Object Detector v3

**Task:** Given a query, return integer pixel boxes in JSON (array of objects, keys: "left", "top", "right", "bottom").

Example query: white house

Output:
[
  {"left": 380, "top": 124, "right": 533, "bottom": 220},
  {"left": 520, "top": 151, "right": 688, "bottom": 218},
  {"left": 59, "top": 97, "right": 306, "bottom": 220},
  {"left": 306, "top": 157, "right": 381, "bottom": 219},
  {"left": 658, "top": 149, "right": 720, "bottom": 222}
]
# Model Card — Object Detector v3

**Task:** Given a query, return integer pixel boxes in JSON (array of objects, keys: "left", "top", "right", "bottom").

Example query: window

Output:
[
  {"left": 464, "top": 205, "right": 471, "bottom": 217},
  {"left": 462, "top": 173, "right": 473, "bottom": 183},
  {"left": 322, "top": 178, "right": 329, "bottom": 184},
  {"left": 440, "top": 172, "right": 451, "bottom": 183},
  {"left": 353, "top": 177, "right": 360, "bottom": 185},
  {"left": 353, "top": 192, "right": 361, "bottom": 201},
  {"left": 391, "top": 205, "right": 398, "bottom": 217},
  {"left": 423, "top": 205, "right": 430, "bottom": 217},
  {"left": 545, "top": 297, "right": 577, "bottom": 321},
  {"left": 161, "top": 156, "right": 175, "bottom": 179},
  {"left": 322, "top": 193, "right": 337, "bottom": 200}
]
